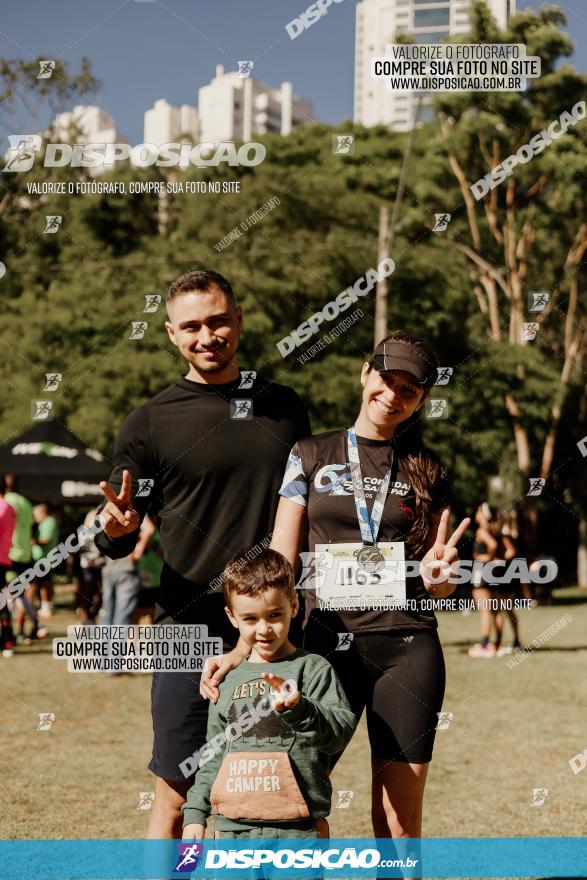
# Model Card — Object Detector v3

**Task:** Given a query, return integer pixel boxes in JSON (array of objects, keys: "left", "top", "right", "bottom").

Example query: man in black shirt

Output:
[{"left": 96, "top": 269, "right": 309, "bottom": 838}]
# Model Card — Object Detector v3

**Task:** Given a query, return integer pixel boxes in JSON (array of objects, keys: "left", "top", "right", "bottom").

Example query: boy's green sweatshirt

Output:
[{"left": 182, "top": 649, "right": 356, "bottom": 830}]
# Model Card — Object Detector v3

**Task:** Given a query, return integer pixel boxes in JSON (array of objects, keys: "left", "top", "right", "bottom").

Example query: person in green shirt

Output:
[
  {"left": 132, "top": 515, "right": 164, "bottom": 624},
  {"left": 3, "top": 475, "right": 48, "bottom": 642},
  {"left": 4, "top": 478, "right": 34, "bottom": 566},
  {"left": 32, "top": 504, "right": 60, "bottom": 618},
  {"left": 182, "top": 548, "right": 356, "bottom": 840}
]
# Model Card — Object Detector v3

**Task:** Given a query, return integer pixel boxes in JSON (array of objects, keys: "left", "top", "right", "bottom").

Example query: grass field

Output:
[{"left": 1, "top": 587, "right": 585, "bottom": 841}]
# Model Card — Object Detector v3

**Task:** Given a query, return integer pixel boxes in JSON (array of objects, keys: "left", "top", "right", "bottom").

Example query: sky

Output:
[{"left": 1, "top": 0, "right": 585, "bottom": 143}]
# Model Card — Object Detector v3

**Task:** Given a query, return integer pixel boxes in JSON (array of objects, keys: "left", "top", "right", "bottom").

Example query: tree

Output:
[
  {"left": 1, "top": 27, "right": 584, "bottom": 579},
  {"left": 239, "top": 704, "right": 254, "bottom": 741},
  {"left": 251, "top": 694, "right": 290, "bottom": 743},
  {"left": 424, "top": 1, "right": 587, "bottom": 553},
  {"left": 226, "top": 701, "right": 238, "bottom": 729},
  {"left": 0, "top": 56, "right": 99, "bottom": 138}
]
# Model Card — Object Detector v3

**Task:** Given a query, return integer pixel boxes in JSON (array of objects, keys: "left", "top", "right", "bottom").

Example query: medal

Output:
[
  {"left": 356, "top": 544, "right": 386, "bottom": 572},
  {"left": 347, "top": 426, "right": 396, "bottom": 577}
]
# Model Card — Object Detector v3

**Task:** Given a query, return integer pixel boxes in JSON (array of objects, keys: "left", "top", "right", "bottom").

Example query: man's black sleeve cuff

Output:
[{"left": 94, "top": 528, "right": 139, "bottom": 559}]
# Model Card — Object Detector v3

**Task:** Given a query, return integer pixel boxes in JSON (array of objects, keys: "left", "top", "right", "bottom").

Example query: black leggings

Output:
[{"left": 303, "top": 621, "right": 446, "bottom": 765}]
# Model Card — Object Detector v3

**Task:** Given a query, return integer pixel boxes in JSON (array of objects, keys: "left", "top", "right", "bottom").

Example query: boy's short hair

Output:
[{"left": 223, "top": 548, "right": 296, "bottom": 607}]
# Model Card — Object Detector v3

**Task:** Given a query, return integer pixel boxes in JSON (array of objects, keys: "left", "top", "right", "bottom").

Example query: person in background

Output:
[
  {"left": 133, "top": 514, "right": 164, "bottom": 625},
  {"left": 32, "top": 503, "right": 60, "bottom": 618},
  {"left": 100, "top": 552, "right": 141, "bottom": 628},
  {"left": 0, "top": 477, "right": 17, "bottom": 657},
  {"left": 502, "top": 513, "right": 534, "bottom": 606},
  {"left": 468, "top": 504, "right": 521, "bottom": 657},
  {"left": 77, "top": 507, "right": 105, "bottom": 626},
  {"left": 493, "top": 512, "right": 522, "bottom": 655},
  {"left": 3, "top": 474, "right": 47, "bottom": 642},
  {"left": 530, "top": 554, "right": 556, "bottom": 605},
  {"left": 468, "top": 503, "right": 499, "bottom": 657}
]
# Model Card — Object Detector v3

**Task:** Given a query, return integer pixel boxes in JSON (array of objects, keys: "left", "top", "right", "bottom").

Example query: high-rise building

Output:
[
  {"left": 144, "top": 98, "right": 199, "bottom": 145},
  {"left": 198, "top": 65, "right": 313, "bottom": 143},
  {"left": 51, "top": 105, "right": 119, "bottom": 175},
  {"left": 53, "top": 105, "right": 117, "bottom": 145},
  {"left": 354, "top": 0, "right": 516, "bottom": 130}
]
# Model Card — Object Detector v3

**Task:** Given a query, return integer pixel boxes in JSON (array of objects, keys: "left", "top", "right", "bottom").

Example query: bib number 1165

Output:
[{"left": 337, "top": 565, "right": 382, "bottom": 586}]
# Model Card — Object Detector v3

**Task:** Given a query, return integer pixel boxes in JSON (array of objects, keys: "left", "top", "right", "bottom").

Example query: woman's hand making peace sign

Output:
[{"left": 420, "top": 508, "right": 471, "bottom": 598}]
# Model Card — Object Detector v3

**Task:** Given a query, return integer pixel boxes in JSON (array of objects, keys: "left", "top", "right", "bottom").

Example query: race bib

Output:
[{"left": 314, "top": 542, "right": 406, "bottom": 610}]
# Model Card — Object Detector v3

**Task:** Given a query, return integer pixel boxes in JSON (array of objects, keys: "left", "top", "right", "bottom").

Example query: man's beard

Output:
[{"left": 191, "top": 348, "right": 234, "bottom": 373}]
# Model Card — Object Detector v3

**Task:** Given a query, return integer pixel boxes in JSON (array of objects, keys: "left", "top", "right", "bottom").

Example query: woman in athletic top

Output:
[
  {"left": 468, "top": 502, "right": 499, "bottom": 657},
  {"left": 468, "top": 504, "right": 522, "bottom": 656},
  {"left": 271, "top": 330, "right": 469, "bottom": 839}
]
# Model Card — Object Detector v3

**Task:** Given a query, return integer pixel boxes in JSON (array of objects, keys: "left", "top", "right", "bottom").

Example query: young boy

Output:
[{"left": 182, "top": 548, "right": 356, "bottom": 840}]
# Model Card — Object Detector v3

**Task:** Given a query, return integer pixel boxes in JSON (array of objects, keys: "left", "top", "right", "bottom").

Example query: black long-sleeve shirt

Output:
[{"left": 95, "top": 375, "right": 310, "bottom": 626}]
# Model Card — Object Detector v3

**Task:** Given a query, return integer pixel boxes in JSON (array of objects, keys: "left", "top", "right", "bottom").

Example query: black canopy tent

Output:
[{"left": 0, "top": 421, "right": 111, "bottom": 506}]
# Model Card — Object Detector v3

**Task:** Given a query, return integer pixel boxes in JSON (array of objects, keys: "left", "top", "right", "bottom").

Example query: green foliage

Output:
[
  {"left": 0, "top": 3, "right": 585, "bottom": 542},
  {"left": 0, "top": 56, "right": 99, "bottom": 134}
]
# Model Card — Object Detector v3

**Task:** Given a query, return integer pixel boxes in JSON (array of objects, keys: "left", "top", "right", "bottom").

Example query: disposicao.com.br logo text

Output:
[{"left": 2, "top": 136, "right": 266, "bottom": 172}]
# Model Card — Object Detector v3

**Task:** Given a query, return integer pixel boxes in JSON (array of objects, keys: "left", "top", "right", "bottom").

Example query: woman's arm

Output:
[
  {"left": 270, "top": 496, "right": 307, "bottom": 569},
  {"left": 501, "top": 532, "right": 516, "bottom": 561}
]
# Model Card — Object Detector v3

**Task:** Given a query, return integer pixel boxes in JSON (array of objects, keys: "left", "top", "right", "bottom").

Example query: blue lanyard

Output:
[{"left": 347, "top": 427, "right": 394, "bottom": 546}]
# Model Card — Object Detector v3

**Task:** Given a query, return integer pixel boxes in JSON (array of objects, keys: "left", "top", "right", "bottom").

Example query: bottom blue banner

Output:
[{"left": 0, "top": 838, "right": 585, "bottom": 879}]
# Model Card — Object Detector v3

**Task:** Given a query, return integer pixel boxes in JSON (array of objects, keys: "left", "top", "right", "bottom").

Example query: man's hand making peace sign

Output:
[
  {"left": 420, "top": 508, "right": 471, "bottom": 598},
  {"left": 99, "top": 469, "right": 141, "bottom": 538}
]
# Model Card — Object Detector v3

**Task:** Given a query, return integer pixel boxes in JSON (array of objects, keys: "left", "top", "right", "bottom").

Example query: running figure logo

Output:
[
  {"left": 3, "top": 135, "right": 43, "bottom": 172},
  {"left": 527, "top": 478, "right": 545, "bottom": 497},
  {"left": 296, "top": 551, "right": 318, "bottom": 590},
  {"left": 530, "top": 788, "right": 548, "bottom": 807},
  {"left": 231, "top": 399, "right": 253, "bottom": 420},
  {"left": 432, "top": 213, "right": 451, "bottom": 232},
  {"left": 436, "top": 711, "right": 453, "bottom": 730},
  {"left": 522, "top": 323, "right": 539, "bottom": 341},
  {"left": 44, "top": 215, "right": 62, "bottom": 233},
  {"left": 175, "top": 843, "right": 203, "bottom": 872},
  {"left": 37, "top": 713, "right": 55, "bottom": 731},
  {"left": 32, "top": 400, "right": 53, "bottom": 420},
  {"left": 44, "top": 373, "right": 62, "bottom": 391},
  {"left": 426, "top": 399, "right": 448, "bottom": 419},
  {"left": 336, "top": 790, "right": 354, "bottom": 809},
  {"left": 238, "top": 371, "right": 256, "bottom": 390},
  {"left": 143, "top": 294, "right": 161, "bottom": 313},
  {"left": 333, "top": 135, "right": 354, "bottom": 155},
  {"left": 137, "top": 792, "right": 155, "bottom": 811},
  {"left": 238, "top": 61, "right": 254, "bottom": 78},
  {"left": 129, "top": 322, "right": 148, "bottom": 340},
  {"left": 528, "top": 292, "right": 549, "bottom": 312},
  {"left": 37, "top": 60, "right": 55, "bottom": 78},
  {"left": 435, "top": 367, "right": 453, "bottom": 386}
]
